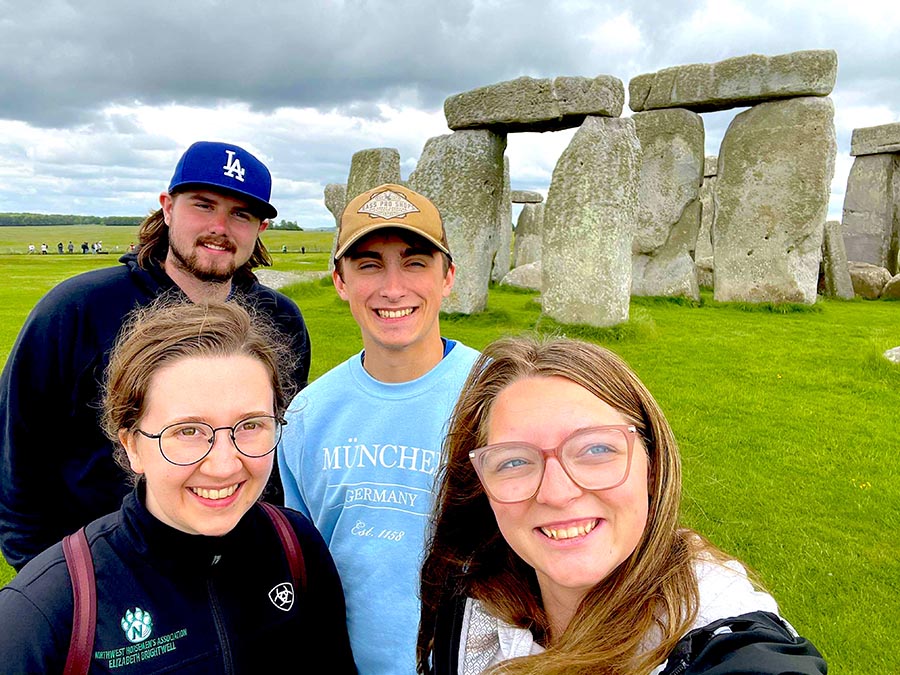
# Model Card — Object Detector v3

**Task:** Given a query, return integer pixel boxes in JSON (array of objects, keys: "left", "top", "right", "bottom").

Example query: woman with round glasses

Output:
[
  {"left": 417, "top": 335, "right": 825, "bottom": 675},
  {"left": 0, "top": 299, "right": 356, "bottom": 673}
]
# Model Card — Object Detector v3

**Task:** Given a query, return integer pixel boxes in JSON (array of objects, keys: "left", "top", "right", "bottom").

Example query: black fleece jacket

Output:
[{"left": 0, "top": 489, "right": 356, "bottom": 673}]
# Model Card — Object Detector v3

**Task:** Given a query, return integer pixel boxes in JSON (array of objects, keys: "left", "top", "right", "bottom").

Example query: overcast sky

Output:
[{"left": 1, "top": 0, "right": 898, "bottom": 229}]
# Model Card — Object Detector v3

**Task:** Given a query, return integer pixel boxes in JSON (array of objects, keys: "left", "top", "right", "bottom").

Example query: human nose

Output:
[
  {"left": 379, "top": 262, "right": 406, "bottom": 299},
  {"left": 199, "top": 428, "right": 242, "bottom": 473},
  {"left": 534, "top": 455, "right": 582, "bottom": 506}
]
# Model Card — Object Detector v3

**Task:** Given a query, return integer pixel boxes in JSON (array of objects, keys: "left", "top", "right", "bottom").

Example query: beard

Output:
[{"left": 168, "top": 234, "right": 239, "bottom": 283}]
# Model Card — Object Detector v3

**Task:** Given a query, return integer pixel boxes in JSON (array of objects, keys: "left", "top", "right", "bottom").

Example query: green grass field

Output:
[{"left": 1, "top": 226, "right": 898, "bottom": 672}]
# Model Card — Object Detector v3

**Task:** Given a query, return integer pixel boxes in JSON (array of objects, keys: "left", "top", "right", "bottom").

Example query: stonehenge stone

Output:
[
  {"left": 445, "top": 75, "right": 624, "bottom": 133},
  {"left": 850, "top": 122, "right": 900, "bottom": 156},
  {"left": 884, "top": 346, "right": 900, "bottom": 364},
  {"left": 848, "top": 261, "right": 892, "bottom": 299},
  {"left": 542, "top": 116, "right": 641, "bottom": 327},
  {"left": 500, "top": 261, "right": 542, "bottom": 291},
  {"left": 511, "top": 190, "right": 543, "bottom": 203},
  {"left": 882, "top": 274, "right": 900, "bottom": 300},
  {"left": 513, "top": 202, "right": 544, "bottom": 268},
  {"left": 324, "top": 183, "right": 347, "bottom": 226},
  {"left": 714, "top": 96, "right": 836, "bottom": 304},
  {"left": 408, "top": 129, "right": 507, "bottom": 314},
  {"left": 820, "top": 220, "right": 854, "bottom": 299},
  {"left": 491, "top": 156, "right": 513, "bottom": 283},
  {"left": 841, "top": 153, "right": 898, "bottom": 273},
  {"left": 696, "top": 155, "right": 718, "bottom": 262},
  {"left": 346, "top": 147, "right": 402, "bottom": 201},
  {"left": 629, "top": 49, "right": 837, "bottom": 113},
  {"left": 631, "top": 108, "right": 704, "bottom": 300},
  {"left": 324, "top": 183, "right": 347, "bottom": 272}
]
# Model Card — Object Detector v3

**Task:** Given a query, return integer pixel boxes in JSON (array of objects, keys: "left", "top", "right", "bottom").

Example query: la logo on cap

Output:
[{"left": 223, "top": 149, "right": 246, "bottom": 183}]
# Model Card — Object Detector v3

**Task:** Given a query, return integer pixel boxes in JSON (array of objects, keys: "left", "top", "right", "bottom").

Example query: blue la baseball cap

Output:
[{"left": 168, "top": 141, "right": 278, "bottom": 219}]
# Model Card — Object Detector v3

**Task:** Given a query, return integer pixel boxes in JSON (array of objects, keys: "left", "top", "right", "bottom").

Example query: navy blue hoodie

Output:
[{"left": 0, "top": 253, "right": 310, "bottom": 570}]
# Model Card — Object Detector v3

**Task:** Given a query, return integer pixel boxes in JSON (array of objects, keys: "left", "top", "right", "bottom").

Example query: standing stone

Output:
[
  {"left": 324, "top": 182, "right": 348, "bottom": 272},
  {"left": 513, "top": 202, "right": 544, "bottom": 268},
  {"left": 841, "top": 153, "right": 898, "bottom": 273},
  {"left": 542, "top": 116, "right": 641, "bottom": 326},
  {"left": 820, "top": 220, "right": 854, "bottom": 299},
  {"left": 696, "top": 155, "right": 718, "bottom": 263},
  {"left": 714, "top": 97, "right": 836, "bottom": 304},
  {"left": 492, "top": 156, "right": 513, "bottom": 283},
  {"left": 631, "top": 108, "right": 704, "bottom": 300},
  {"left": 408, "top": 129, "right": 507, "bottom": 314},
  {"left": 346, "top": 148, "right": 402, "bottom": 201}
]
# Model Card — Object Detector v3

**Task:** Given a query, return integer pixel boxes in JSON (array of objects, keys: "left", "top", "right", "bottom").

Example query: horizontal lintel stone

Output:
[
  {"left": 850, "top": 122, "right": 900, "bottom": 156},
  {"left": 628, "top": 49, "right": 836, "bottom": 113},
  {"left": 445, "top": 75, "right": 624, "bottom": 133},
  {"left": 510, "top": 190, "right": 544, "bottom": 203}
]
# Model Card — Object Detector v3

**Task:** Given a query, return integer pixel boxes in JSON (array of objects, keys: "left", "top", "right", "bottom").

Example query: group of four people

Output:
[{"left": 0, "top": 141, "right": 826, "bottom": 673}]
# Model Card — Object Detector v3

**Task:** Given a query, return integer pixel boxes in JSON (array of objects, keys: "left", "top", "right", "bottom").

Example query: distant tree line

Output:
[
  {"left": 269, "top": 219, "right": 303, "bottom": 231},
  {"left": 0, "top": 213, "right": 144, "bottom": 227}
]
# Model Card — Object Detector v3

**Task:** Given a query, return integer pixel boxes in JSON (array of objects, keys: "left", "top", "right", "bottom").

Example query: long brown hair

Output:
[
  {"left": 101, "top": 297, "right": 296, "bottom": 484},
  {"left": 136, "top": 197, "right": 272, "bottom": 283},
  {"left": 418, "top": 334, "right": 720, "bottom": 674}
]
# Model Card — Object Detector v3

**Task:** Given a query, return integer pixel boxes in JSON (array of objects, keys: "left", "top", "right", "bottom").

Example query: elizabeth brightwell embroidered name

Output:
[{"left": 95, "top": 629, "right": 188, "bottom": 669}]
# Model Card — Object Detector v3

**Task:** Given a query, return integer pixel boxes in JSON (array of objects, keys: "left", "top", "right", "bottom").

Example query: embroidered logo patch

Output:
[
  {"left": 357, "top": 189, "right": 420, "bottom": 220},
  {"left": 120, "top": 607, "right": 153, "bottom": 643},
  {"left": 269, "top": 582, "right": 295, "bottom": 611},
  {"left": 222, "top": 149, "right": 246, "bottom": 182}
]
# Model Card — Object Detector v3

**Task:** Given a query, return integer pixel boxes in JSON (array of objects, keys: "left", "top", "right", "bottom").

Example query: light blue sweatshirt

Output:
[{"left": 279, "top": 340, "right": 480, "bottom": 675}]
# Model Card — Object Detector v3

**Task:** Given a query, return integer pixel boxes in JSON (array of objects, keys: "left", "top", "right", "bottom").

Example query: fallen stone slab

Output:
[
  {"left": 511, "top": 190, "right": 543, "bottom": 203},
  {"left": 445, "top": 75, "right": 624, "bottom": 133},
  {"left": 882, "top": 274, "right": 900, "bottom": 299},
  {"left": 850, "top": 122, "right": 900, "bottom": 156},
  {"left": 884, "top": 346, "right": 900, "bottom": 364},
  {"left": 629, "top": 49, "right": 836, "bottom": 113},
  {"left": 848, "top": 261, "right": 892, "bottom": 299}
]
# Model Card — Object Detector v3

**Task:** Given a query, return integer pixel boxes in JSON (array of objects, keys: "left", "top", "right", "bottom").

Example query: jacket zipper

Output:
[{"left": 208, "top": 556, "right": 234, "bottom": 675}]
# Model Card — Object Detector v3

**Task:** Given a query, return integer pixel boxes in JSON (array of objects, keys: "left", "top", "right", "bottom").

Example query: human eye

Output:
[
  {"left": 570, "top": 429, "right": 627, "bottom": 463},
  {"left": 235, "top": 416, "right": 273, "bottom": 434},
  {"left": 232, "top": 209, "right": 253, "bottom": 222},
  {"left": 483, "top": 445, "right": 538, "bottom": 475},
  {"left": 165, "top": 423, "right": 210, "bottom": 443}
]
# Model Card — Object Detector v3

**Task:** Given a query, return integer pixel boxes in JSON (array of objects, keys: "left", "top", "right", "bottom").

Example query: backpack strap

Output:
[
  {"left": 62, "top": 527, "right": 96, "bottom": 675},
  {"left": 259, "top": 501, "right": 306, "bottom": 595}
]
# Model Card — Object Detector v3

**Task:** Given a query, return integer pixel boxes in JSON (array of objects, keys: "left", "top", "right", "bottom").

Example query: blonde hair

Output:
[
  {"left": 418, "top": 334, "right": 731, "bottom": 674},
  {"left": 101, "top": 297, "right": 295, "bottom": 484}
]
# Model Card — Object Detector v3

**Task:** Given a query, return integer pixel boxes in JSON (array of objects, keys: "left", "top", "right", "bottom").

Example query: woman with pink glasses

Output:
[{"left": 418, "top": 335, "right": 825, "bottom": 675}]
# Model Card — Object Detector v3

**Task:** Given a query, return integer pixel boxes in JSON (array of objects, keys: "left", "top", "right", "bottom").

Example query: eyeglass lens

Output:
[
  {"left": 475, "top": 427, "right": 631, "bottom": 502},
  {"left": 159, "top": 416, "right": 281, "bottom": 465}
]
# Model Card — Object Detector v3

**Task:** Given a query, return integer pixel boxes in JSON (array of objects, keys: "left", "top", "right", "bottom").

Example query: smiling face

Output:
[
  {"left": 333, "top": 231, "right": 455, "bottom": 380},
  {"left": 160, "top": 189, "right": 267, "bottom": 284},
  {"left": 485, "top": 375, "right": 649, "bottom": 617},
  {"left": 120, "top": 354, "right": 275, "bottom": 536}
]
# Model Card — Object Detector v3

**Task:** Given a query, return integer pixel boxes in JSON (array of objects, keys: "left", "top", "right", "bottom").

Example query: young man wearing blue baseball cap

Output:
[{"left": 0, "top": 141, "right": 311, "bottom": 571}]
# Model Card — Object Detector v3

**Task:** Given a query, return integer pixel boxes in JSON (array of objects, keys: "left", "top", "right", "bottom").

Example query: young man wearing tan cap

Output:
[{"left": 279, "top": 183, "right": 479, "bottom": 675}]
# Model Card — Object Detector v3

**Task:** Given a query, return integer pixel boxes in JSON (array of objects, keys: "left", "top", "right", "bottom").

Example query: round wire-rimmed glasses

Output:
[
  {"left": 135, "top": 415, "right": 285, "bottom": 466},
  {"left": 468, "top": 424, "right": 637, "bottom": 503}
]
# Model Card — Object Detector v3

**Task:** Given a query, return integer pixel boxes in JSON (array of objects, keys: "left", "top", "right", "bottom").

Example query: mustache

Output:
[{"left": 196, "top": 235, "right": 236, "bottom": 253}]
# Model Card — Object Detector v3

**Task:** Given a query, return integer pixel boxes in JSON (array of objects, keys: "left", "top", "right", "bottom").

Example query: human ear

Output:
[{"left": 119, "top": 429, "right": 146, "bottom": 475}]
